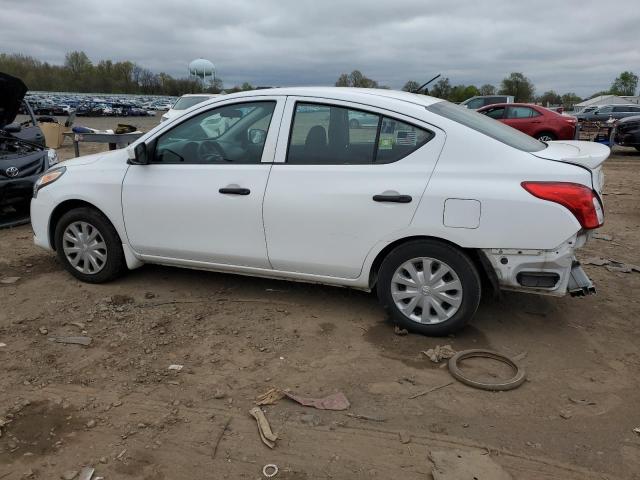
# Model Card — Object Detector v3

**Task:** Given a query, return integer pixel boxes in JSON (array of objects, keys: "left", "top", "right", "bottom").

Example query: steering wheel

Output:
[{"left": 198, "top": 140, "right": 227, "bottom": 163}]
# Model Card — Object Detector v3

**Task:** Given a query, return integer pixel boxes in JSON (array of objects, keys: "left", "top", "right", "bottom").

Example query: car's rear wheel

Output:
[
  {"left": 536, "top": 132, "right": 556, "bottom": 142},
  {"left": 54, "top": 207, "right": 126, "bottom": 283},
  {"left": 376, "top": 240, "right": 481, "bottom": 336}
]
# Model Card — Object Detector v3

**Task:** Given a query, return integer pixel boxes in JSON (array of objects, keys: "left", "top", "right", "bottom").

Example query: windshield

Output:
[
  {"left": 427, "top": 101, "right": 546, "bottom": 152},
  {"left": 172, "top": 96, "right": 211, "bottom": 111}
]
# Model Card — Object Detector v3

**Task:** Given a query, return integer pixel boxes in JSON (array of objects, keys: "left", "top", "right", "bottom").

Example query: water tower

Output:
[{"left": 188, "top": 58, "right": 215, "bottom": 86}]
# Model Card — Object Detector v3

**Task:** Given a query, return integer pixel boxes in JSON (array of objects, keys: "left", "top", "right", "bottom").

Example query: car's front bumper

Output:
[
  {"left": 482, "top": 234, "right": 595, "bottom": 297},
  {"left": 0, "top": 174, "right": 39, "bottom": 207}
]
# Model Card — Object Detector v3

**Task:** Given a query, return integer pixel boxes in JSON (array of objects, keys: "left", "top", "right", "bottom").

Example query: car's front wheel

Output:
[
  {"left": 377, "top": 240, "right": 481, "bottom": 336},
  {"left": 54, "top": 207, "right": 126, "bottom": 283}
]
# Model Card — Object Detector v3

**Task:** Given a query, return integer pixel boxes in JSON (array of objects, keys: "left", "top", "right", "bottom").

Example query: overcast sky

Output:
[{"left": 1, "top": 0, "right": 638, "bottom": 96}]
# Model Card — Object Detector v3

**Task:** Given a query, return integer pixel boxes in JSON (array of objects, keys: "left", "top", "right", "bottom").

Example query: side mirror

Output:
[
  {"left": 248, "top": 128, "right": 267, "bottom": 145},
  {"left": 4, "top": 123, "right": 21, "bottom": 133},
  {"left": 127, "top": 142, "right": 149, "bottom": 165}
]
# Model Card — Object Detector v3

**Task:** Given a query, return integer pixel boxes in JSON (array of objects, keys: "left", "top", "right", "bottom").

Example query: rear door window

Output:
[
  {"left": 287, "top": 102, "right": 433, "bottom": 165},
  {"left": 506, "top": 106, "right": 540, "bottom": 119}
]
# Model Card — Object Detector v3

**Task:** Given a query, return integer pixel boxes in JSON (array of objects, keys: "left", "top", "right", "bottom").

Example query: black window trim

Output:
[
  {"left": 284, "top": 100, "right": 434, "bottom": 166},
  {"left": 149, "top": 99, "right": 278, "bottom": 165}
]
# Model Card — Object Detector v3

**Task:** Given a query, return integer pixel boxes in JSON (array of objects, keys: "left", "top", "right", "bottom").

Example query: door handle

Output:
[
  {"left": 373, "top": 194, "right": 412, "bottom": 203},
  {"left": 219, "top": 187, "right": 250, "bottom": 195}
]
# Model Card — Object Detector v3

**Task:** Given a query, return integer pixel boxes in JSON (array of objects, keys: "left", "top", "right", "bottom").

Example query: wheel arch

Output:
[
  {"left": 48, "top": 199, "right": 118, "bottom": 251},
  {"left": 367, "top": 235, "right": 499, "bottom": 296}
]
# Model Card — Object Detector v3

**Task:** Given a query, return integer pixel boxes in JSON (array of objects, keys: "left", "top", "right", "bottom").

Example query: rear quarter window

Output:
[{"left": 428, "top": 101, "right": 546, "bottom": 152}]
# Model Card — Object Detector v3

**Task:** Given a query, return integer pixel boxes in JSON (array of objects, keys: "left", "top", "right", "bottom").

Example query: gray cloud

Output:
[{"left": 1, "top": 0, "right": 638, "bottom": 95}]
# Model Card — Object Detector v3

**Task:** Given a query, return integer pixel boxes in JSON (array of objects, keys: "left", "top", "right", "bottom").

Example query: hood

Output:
[
  {"left": 0, "top": 72, "right": 28, "bottom": 128},
  {"left": 532, "top": 140, "right": 610, "bottom": 170}
]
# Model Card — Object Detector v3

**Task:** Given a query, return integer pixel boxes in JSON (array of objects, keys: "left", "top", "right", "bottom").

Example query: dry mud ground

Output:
[{"left": 0, "top": 115, "right": 639, "bottom": 479}]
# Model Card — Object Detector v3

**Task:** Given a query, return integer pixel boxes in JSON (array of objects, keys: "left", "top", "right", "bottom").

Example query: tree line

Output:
[
  {"left": 0, "top": 51, "right": 255, "bottom": 96},
  {"left": 336, "top": 70, "right": 638, "bottom": 109},
  {"left": 2, "top": 50, "right": 637, "bottom": 106}
]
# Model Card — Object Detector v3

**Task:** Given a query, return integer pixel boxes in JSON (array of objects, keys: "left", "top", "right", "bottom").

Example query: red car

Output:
[{"left": 477, "top": 103, "right": 576, "bottom": 142}]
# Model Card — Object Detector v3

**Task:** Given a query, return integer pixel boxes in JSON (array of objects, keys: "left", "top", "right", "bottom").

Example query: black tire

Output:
[
  {"left": 536, "top": 132, "right": 556, "bottom": 142},
  {"left": 376, "top": 240, "right": 481, "bottom": 336},
  {"left": 349, "top": 118, "right": 360, "bottom": 128},
  {"left": 54, "top": 207, "right": 127, "bottom": 283}
]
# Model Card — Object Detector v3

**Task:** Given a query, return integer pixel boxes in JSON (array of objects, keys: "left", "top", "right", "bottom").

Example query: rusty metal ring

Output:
[{"left": 448, "top": 349, "right": 526, "bottom": 391}]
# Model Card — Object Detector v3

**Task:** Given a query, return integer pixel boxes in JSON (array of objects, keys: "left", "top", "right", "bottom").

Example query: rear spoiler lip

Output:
[{"left": 532, "top": 140, "right": 610, "bottom": 170}]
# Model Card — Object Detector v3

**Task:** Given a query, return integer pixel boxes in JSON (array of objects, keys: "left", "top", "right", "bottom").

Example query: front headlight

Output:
[
  {"left": 47, "top": 148, "right": 58, "bottom": 166},
  {"left": 33, "top": 166, "right": 66, "bottom": 198}
]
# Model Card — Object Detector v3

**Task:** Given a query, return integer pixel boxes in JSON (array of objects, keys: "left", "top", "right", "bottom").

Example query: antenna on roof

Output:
[{"left": 412, "top": 74, "right": 441, "bottom": 94}]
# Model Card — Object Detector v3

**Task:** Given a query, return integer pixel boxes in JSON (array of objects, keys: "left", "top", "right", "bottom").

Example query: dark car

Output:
[
  {"left": 14, "top": 99, "right": 46, "bottom": 145},
  {"left": 1, "top": 72, "right": 58, "bottom": 225},
  {"left": 612, "top": 115, "right": 640, "bottom": 152},
  {"left": 477, "top": 103, "right": 577, "bottom": 141},
  {"left": 575, "top": 104, "right": 640, "bottom": 122}
]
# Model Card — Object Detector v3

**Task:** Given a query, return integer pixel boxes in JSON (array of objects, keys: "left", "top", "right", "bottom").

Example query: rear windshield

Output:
[
  {"left": 172, "top": 96, "right": 211, "bottom": 110},
  {"left": 427, "top": 101, "right": 546, "bottom": 152}
]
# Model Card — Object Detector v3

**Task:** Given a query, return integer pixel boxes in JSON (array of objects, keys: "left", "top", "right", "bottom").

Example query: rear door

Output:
[
  {"left": 503, "top": 106, "right": 541, "bottom": 136},
  {"left": 262, "top": 97, "right": 445, "bottom": 279}
]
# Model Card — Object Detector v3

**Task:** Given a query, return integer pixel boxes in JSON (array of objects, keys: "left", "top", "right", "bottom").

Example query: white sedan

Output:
[{"left": 30, "top": 87, "right": 607, "bottom": 336}]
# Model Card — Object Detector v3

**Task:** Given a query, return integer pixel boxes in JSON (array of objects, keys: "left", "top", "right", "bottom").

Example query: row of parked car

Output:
[
  {"left": 25, "top": 93, "right": 176, "bottom": 118},
  {"left": 457, "top": 95, "right": 640, "bottom": 148}
]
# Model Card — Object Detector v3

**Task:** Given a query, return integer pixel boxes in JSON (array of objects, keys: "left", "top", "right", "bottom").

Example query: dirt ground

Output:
[{"left": 1, "top": 115, "right": 639, "bottom": 479}]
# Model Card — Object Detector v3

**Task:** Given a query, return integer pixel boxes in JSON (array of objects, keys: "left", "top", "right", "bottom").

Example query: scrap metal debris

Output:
[
  {"left": 283, "top": 391, "right": 350, "bottom": 411},
  {"left": 423, "top": 344, "right": 457, "bottom": 363},
  {"left": 48, "top": 336, "right": 92, "bottom": 346},
  {"left": 167, "top": 364, "right": 183, "bottom": 371},
  {"left": 249, "top": 407, "right": 278, "bottom": 449},
  {"left": 448, "top": 349, "right": 526, "bottom": 391}
]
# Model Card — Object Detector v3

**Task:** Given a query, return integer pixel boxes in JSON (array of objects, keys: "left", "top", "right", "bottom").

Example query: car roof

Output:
[{"left": 209, "top": 87, "right": 443, "bottom": 108}]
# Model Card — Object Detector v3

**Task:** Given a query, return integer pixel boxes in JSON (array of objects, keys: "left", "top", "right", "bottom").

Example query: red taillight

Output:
[{"left": 521, "top": 182, "right": 603, "bottom": 229}]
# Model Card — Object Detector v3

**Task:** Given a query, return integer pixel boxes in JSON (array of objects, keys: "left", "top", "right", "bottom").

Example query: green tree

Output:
[
  {"left": 430, "top": 78, "right": 452, "bottom": 99},
  {"left": 479, "top": 84, "right": 496, "bottom": 96},
  {"left": 538, "top": 90, "right": 562, "bottom": 106},
  {"left": 334, "top": 70, "right": 378, "bottom": 88},
  {"left": 610, "top": 71, "right": 638, "bottom": 96},
  {"left": 499, "top": 72, "right": 535, "bottom": 102},
  {"left": 402, "top": 80, "right": 421, "bottom": 92}
]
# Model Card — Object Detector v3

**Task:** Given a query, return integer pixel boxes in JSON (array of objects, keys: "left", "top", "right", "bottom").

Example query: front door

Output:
[
  {"left": 122, "top": 98, "right": 283, "bottom": 268},
  {"left": 263, "top": 98, "right": 445, "bottom": 279}
]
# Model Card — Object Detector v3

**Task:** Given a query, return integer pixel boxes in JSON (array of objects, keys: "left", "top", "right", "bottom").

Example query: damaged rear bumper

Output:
[
  {"left": 482, "top": 234, "right": 596, "bottom": 297},
  {"left": 567, "top": 261, "right": 596, "bottom": 296}
]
